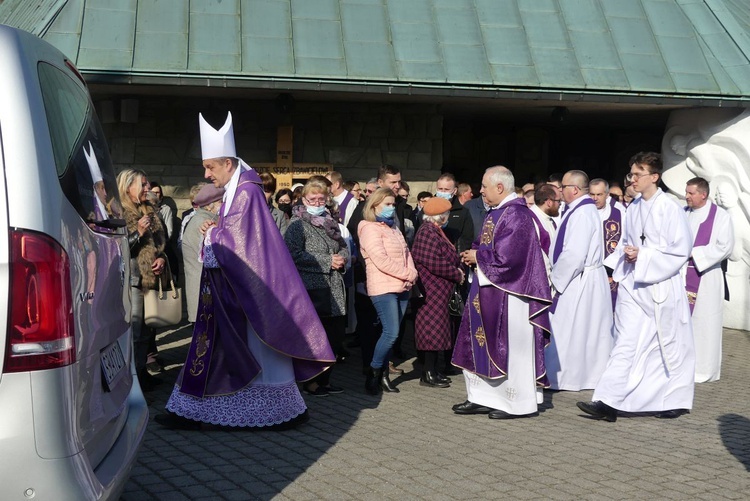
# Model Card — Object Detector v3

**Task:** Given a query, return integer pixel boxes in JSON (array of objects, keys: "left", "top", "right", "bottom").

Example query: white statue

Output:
[{"left": 662, "top": 108, "right": 750, "bottom": 331}]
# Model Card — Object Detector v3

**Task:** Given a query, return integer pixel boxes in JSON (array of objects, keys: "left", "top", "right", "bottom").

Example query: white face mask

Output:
[
  {"left": 435, "top": 191, "right": 453, "bottom": 200},
  {"left": 306, "top": 205, "right": 327, "bottom": 217}
]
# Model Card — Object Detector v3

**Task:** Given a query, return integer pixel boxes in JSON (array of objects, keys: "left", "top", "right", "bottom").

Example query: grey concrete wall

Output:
[{"left": 99, "top": 97, "right": 443, "bottom": 214}]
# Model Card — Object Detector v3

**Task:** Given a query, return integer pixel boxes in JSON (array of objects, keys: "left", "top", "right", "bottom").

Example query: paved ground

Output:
[{"left": 122, "top": 325, "right": 750, "bottom": 500}]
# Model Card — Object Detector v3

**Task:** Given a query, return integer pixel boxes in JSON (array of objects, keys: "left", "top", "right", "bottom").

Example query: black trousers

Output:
[{"left": 354, "top": 291, "right": 381, "bottom": 369}]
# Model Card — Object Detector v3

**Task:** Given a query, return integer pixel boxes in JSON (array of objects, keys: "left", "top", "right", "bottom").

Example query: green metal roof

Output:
[
  {"left": 0, "top": 0, "right": 67, "bottom": 35},
  {"left": 5, "top": 0, "right": 750, "bottom": 102}
]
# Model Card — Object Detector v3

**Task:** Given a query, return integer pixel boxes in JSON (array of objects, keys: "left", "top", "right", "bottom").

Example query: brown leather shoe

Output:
[{"left": 389, "top": 362, "right": 404, "bottom": 375}]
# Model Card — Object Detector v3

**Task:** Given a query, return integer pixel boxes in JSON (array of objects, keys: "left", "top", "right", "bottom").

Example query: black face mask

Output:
[{"left": 278, "top": 203, "right": 292, "bottom": 217}]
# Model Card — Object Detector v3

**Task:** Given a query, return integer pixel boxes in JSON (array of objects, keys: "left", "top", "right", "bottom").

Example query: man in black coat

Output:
[{"left": 435, "top": 173, "right": 474, "bottom": 253}]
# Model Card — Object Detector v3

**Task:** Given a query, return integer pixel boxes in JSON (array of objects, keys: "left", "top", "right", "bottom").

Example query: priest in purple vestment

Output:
[
  {"left": 451, "top": 166, "right": 552, "bottom": 420},
  {"left": 156, "top": 112, "right": 335, "bottom": 430}
]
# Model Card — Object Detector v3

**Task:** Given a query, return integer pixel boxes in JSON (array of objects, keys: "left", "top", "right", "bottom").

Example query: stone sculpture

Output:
[{"left": 662, "top": 108, "right": 750, "bottom": 331}]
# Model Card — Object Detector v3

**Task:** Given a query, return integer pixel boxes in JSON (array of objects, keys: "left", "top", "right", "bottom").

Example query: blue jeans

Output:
[{"left": 370, "top": 291, "right": 410, "bottom": 369}]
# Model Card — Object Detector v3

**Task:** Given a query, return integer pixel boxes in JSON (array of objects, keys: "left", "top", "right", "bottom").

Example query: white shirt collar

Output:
[
  {"left": 222, "top": 164, "right": 244, "bottom": 216},
  {"left": 333, "top": 190, "right": 349, "bottom": 204},
  {"left": 489, "top": 192, "right": 518, "bottom": 211}
]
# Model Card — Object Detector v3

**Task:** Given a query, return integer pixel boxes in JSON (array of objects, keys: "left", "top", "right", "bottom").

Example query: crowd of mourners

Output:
[{"left": 121, "top": 112, "right": 731, "bottom": 430}]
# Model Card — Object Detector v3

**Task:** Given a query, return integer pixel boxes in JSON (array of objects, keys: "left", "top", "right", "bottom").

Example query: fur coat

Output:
[{"left": 126, "top": 202, "right": 167, "bottom": 289}]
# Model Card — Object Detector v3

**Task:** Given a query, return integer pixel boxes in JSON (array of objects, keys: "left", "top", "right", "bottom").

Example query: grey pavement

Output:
[{"left": 122, "top": 326, "right": 750, "bottom": 500}]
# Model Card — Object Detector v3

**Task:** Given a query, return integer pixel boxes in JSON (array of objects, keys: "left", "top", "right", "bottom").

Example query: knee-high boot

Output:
[
  {"left": 365, "top": 368, "right": 380, "bottom": 395},
  {"left": 380, "top": 364, "right": 400, "bottom": 393}
]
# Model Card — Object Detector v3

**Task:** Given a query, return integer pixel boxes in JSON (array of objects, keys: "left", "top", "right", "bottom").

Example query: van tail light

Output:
[{"left": 3, "top": 229, "right": 75, "bottom": 373}]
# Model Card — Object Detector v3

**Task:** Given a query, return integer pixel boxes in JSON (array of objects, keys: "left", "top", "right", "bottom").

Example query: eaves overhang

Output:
[{"left": 80, "top": 69, "right": 750, "bottom": 108}]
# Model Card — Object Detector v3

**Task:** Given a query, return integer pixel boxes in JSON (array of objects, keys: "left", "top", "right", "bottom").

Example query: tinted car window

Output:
[{"left": 37, "top": 62, "right": 123, "bottom": 232}]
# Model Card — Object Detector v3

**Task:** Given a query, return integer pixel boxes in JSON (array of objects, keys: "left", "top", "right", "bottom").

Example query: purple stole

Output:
[
  {"left": 461, "top": 201, "right": 551, "bottom": 381},
  {"left": 685, "top": 203, "right": 717, "bottom": 315},
  {"left": 338, "top": 191, "right": 354, "bottom": 224},
  {"left": 550, "top": 197, "right": 596, "bottom": 313},
  {"left": 528, "top": 209, "right": 551, "bottom": 256},
  {"left": 603, "top": 197, "right": 623, "bottom": 310},
  {"left": 181, "top": 268, "right": 221, "bottom": 397}
]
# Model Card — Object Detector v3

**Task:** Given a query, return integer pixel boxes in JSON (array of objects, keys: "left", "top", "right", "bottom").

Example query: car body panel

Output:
[{"left": 0, "top": 24, "right": 147, "bottom": 500}]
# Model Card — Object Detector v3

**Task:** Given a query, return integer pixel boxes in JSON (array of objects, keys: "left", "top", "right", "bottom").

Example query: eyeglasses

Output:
[
  {"left": 304, "top": 197, "right": 327, "bottom": 206},
  {"left": 561, "top": 184, "right": 577, "bottom": 189},
  {"left": 630, "top": 171, "right": 654, "bottom": 180}
]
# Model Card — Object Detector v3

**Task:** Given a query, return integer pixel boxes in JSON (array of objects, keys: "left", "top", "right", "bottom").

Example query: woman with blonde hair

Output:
[
  {"left": 285, "top": 179, "right": 350, "bottom": 396},
  {"left": 358, "top": 187, "right": 418, "bottom": 394},
  {"left": 117, "top": 168, "right": 168, "bottom": 391}
]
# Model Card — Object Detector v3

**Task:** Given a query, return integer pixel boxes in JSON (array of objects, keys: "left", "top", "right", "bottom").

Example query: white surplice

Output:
[
  {"left": 547, "top": 196, "right": 614, "bottom": 390},
  {"left": 594, "top": 189, "right": 695, "bottom": 412},
  {"left": 333, "top": 190, "right": 359, "bottom": 227},
  {"left": 464, "top": 293, "right": 538, "bottom": 415},
  {"left": 686, "top": 201, "right": 734, "bottom": 383},
  {"left": 530, "top": 203, "right": 557, "bottom": 281}
]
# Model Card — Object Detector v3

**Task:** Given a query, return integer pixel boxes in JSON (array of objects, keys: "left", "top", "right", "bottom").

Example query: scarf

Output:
[{"left": 292, "top": 204, "right": 347, "bottom": 249}]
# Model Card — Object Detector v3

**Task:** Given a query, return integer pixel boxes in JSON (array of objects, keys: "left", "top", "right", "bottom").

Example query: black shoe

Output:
[
  {"left": 435, "top": 372, "right": 452, "bottom": 384},
  {"left": 488, "top": 409, "right": 539, "bottom": 419},
  {"left": 576, "top": 401, "right": 617, "bottom": 422},
  {"left": 380, "top": 366, "right": 400, "bottom": 393},
  {"left": 655, "top": 408, "right": 690, "bottom": 419},
  {"left": 154, "top": 411, "right": 201, "bottom": 430},
  {"left": 146, "top": 361, "right": 162, "bottom": 375},
  {"left": 302, "top": 384, "right": 329, "bottom": 397},
  {"left": 365, "top": 368, "right": 381, "bottom": 395},
  {"left": 419, "top": 371, "right": 450, "bottom": 388},
  {"left": 323, "top": 385, "right": 344, "bottom": 394},
  {"left": 442, "top": 367, "right": 462, "bottom": 376},
  {"left": 452, "top": 400, "right": 492, "bottom": 415}
]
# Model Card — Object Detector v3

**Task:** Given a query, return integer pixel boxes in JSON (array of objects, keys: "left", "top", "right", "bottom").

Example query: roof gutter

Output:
[{"left": 79, "top": 70, "right": 750, "bottom": 108}]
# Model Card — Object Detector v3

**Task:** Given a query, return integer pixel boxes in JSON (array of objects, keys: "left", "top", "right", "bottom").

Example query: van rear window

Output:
[{"left": 37, "top": 62, "right": 124, "bottom": 232}]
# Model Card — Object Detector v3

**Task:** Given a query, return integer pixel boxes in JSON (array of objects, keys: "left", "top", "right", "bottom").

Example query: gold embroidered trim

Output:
[
  {"left": 686, "top": 291, "right": 697, "bottom": 305},
  {"left": 472, "top": 294, "right": 481, "bottom": 313},
  {"left": 474, "top": 326, "right": 486, "bottom": 348},
  {"left": 480, "top": 219, "right": 495, "bottom": 245}
]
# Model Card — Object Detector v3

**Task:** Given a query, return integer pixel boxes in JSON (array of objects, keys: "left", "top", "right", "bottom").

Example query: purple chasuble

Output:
[
  {"left": 549, "top": 197, "right": 596, "bottom": 313},
  {"left": 338, "top": 191, "right": 354, "bottom": 224},
  {"left": 603, "top": 197, "right": 623, "bottom": 310},
  {"left": 451, "top": 198, "right": 552, "bottom": 386},
  {"left": 177, "top": 169, "right": 335, "bottom": 398},
  {"left": 685, "top": 203, "right": 717, "bottom": 315},
  {"left": 528, "top": 209, "right": 551, "bottom": 256}
]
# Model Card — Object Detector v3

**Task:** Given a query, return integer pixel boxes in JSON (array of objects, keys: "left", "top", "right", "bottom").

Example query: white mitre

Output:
[
  {"left": 199, "top": 112, "right": 236, "bottom": 160},
  {"left": 83, "top": 141, "right": 109, "bottom": 219},
  {"left": 84, "top": 141, "right": 103, "bottom": 183}
]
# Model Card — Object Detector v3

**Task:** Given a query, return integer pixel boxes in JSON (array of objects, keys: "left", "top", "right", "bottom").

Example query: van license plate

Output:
[{"left": 101, "top": 341, "right": 126, "bottom": 392}]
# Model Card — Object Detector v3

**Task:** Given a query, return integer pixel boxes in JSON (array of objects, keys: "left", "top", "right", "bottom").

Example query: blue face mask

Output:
[
  {"left": 306, "top": 205, "right": 327, "bottom": 217},
  {"left": 378, "top": 205, "right": 395, "bottom": 219},
  {"left": 435, "top": 191, "right": 453, "bottom": 200}
]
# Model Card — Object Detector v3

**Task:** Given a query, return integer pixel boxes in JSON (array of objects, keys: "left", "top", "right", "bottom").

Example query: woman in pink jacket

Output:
[{"left": 358, "top": 188, "right": 418, "bottom": 395}]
